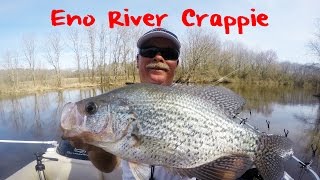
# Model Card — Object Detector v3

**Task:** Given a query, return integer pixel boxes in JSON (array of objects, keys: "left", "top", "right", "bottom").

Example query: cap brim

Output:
[{"left": 137, "top": 31, "right": 181, "bottom": 49}]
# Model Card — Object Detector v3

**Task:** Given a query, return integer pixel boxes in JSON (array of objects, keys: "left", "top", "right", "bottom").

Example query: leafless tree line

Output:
[
  {"left": 1, "top": 25, "right": 320, "bottom": 92},
  {"left": 307, "top": 19, "right": 320, "bottom": 94},
  {"left": 176, "top": 28, "right": 319, "bottom": 88},
  {"left": 1, "top": 26, "right": 144, "bottom": 90},
  {"left": 67, "top": 25, "right": 142, "bottom": 85},
  {"left": 309, "top": 19, "right": 320, "bottom": 64}
]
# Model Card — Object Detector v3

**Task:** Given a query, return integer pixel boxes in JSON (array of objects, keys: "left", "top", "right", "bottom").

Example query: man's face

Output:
[{"left": 137, "top": 37, "right": 179, "bottom": 86}]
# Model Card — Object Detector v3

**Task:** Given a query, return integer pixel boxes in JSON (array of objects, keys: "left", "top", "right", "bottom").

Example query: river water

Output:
[{"left": 0, "top": 84, "right": 319, "bottom": 179}]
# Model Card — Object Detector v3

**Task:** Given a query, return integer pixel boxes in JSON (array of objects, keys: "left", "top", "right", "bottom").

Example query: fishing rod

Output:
[
  {"left": 234, "top": 114, "right": 320, "bottom": 180},
  {"left": 212, "top": 64, "right": 249, "bottom": 86},
  {"left": 0, "top": 140, "right": 58, "bottom": 147}
]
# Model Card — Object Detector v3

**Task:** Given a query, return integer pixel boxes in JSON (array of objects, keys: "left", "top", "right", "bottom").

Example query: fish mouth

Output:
[
  {"left": 146, "top": 63, "right": 170, "bottom": 72},
  {"left": 60, "top": 102, "right": 87, "bottom": 138}
]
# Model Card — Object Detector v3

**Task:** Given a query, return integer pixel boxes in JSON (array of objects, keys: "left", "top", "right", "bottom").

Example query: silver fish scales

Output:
[{"left": 61, "top": 83, "right": 293, "bottom": 180}]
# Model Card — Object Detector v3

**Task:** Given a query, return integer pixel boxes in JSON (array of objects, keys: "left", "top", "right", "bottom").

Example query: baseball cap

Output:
[{"left": 137, "top": 28, "right": 181, "bottom": 51}]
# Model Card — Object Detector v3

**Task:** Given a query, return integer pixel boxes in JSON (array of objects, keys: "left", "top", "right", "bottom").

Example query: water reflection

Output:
[
  {"left": 226, "top": 85, "right": 320, "bottom": 178},
  {"left": 304, "top": 98, "right": 320, "bottom": 173},
  {"left": 227, "top": 85, "right": 318, "bottom": 116},
  {"left": 10, "top": 98, "right": 25, "bottom": 131},
  {"left": 31, "top": 94, "right": 42, "bottom": 137},
  {"left": 0, "top": 87, "right": 114, "bottom": 179},
  {"left": 0, "top": 85, "right": 319, "bottom": 179}
]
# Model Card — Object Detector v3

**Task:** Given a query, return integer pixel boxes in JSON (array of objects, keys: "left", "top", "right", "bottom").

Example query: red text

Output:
[
  {"left": 181, "top": 8, "right": 269, "bottom": 34},
  {"left": 108, "top": 9, "right": 168, "bottom": 28},
  {"left": 51, "top": 9, "right": 95, "bottom": 27}
]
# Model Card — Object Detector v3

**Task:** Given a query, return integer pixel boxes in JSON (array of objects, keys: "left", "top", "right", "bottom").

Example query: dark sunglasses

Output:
[{"left": 139, "top": 47, "right": 179, "bottom": 60}]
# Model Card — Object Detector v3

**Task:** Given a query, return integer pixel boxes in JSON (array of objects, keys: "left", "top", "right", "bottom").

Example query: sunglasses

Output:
[{"left": 139, "top": 47, "right": 179, "bottom": 60}]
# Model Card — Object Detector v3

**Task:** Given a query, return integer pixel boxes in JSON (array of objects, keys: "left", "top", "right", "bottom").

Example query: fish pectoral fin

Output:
[
  {"left": 168, "top": 154, "right": 253, "bottom": 180},
  {"left": 128, "top": 161, "right": 150, "bottom": 180},
  {"left": 127, "top": 122, "right": 142, "bottom": 147}
]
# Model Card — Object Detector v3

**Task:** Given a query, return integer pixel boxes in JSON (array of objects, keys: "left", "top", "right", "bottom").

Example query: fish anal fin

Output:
[
  {"left": 255, "top": 153, "right": 284, "bottom": 180},
  {"left": 168, "top": 154, "right": 253, "bottom": 180},
  {"left": 128, "top": 161, "right": 150, "bottom": 180},
  {"left": 255, "top": 135, "right": 293, "bottom": 180}
]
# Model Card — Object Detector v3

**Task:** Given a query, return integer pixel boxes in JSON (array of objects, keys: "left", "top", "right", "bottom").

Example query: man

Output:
[
  {"left": 69, "top": 28, "right": 193, "bottom": 180},
  {"left": 124, "top": 28, "right": 195, "bottom": 180},
  {"left": 66, "top": 28, "right": 259, "bottom": 180},
  {"left": 136, "top": 28, "right": 180, "bottom": 86}
]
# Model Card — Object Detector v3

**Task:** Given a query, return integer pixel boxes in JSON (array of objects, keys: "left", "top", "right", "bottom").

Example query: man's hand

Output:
[{"left": 70, "top": 140, "right": 120, "bottom": 173}]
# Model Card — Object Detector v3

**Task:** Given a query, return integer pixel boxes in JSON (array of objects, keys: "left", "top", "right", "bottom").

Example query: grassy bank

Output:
[
  {"left": 0, "top": 77, "right": 135, "bottom": 98},
  {"left": 0, "top": 76, "right": 318, "bottom": 99}
]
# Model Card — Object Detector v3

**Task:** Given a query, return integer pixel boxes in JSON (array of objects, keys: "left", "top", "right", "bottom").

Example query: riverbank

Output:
[
  {"left": 0, "top": 77, "right": 318, "bottom": 100},
  {"left": 0, "top": 78, "right": 130, "bottom": 99}
]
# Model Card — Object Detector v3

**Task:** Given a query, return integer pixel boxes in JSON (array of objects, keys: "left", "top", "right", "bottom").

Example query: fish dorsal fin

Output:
[
  {"left": 168, "top": 154, "right": 253, "bottom": 180},
  {"left": 171, "top": 84, "right": 245, "bottom": 117},
  {"left": 201, "top": 86, "right": 245, "bottom": 116},
  {"left": 128, "top": 161, "right": 150, "bottom": 180}
]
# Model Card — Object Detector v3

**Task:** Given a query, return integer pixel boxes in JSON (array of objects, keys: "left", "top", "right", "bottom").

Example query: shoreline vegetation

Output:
[
  {"left": 0, "top": 76, "right": 319, "bottom": 100},
  {"left": 1, "top": 28, "right": 319, "bottom": 99},
  {"left": 0, "top": 78, "right": 120, "bottom": 99}
]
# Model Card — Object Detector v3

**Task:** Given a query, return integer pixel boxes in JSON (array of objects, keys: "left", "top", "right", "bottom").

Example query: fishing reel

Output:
[{"left": 34, "top": 152, "right": 58, "bottom": 180}]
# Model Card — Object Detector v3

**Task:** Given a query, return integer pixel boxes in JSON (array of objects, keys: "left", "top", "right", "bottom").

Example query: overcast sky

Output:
[{"left": 0, "top": 0, "right": 319, "bottom": 69}]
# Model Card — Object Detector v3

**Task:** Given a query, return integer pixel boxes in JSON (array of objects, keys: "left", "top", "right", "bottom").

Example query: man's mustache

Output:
[{"left": 146, "top": 63, "right": 170, "bottom": 71}]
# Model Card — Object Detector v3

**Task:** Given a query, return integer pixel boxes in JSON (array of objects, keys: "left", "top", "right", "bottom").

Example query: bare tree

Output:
[
  {"left": 177, "top": 28, "right": 221, "bottom": 83},
  {"left": 120, "top": 28, "right": 135, "bottom": 81},
  {"left": 68, "top": 28, "right": 82, "bottom": 83},
  {"left": 97, "top": 24, "right": 108, "bottom": 84},
  {"left": 110, "top": 28, "right": 122, "bottom": 81},
  {"left": 86, "top": 27, "right": 97, "bottom": 83},
  {"left": 22, "top": 35, "right": 36, "bottom": 86},
  {"left": 120, "top": 27, "right": 144, "bottom": 82},
  {"left": 255, "top": 50, "right": 278, "bottom": 80},
  {"left": 309, "top": 19, "right": 320, "bottom": 63},
  {"left": 3, "top": 50, "right": 19, "bottom": 89},
  {"left": 45, "top": 31, "right": 63, "bottom": 87},
  {"left": 222, "top": 42, "right": 251, "bottom": 79},
  {"left": 308, "top": 19, "right": 320, "bottom": 93},
  {"left": 13, "top": 53, "right": 19, "bottom": 88}
]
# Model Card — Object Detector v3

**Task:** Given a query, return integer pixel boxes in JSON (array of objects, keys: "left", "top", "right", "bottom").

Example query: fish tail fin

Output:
[{"left": 255, "top": 134, "right": 293, "bottom": 180}]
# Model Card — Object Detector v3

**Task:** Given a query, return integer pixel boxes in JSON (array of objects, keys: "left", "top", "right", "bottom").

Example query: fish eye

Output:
[{"left": 85, "top": 101, "right": 98, "bottom": 115}]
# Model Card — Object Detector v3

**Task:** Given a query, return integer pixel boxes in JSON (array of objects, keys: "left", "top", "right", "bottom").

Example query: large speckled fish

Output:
[{"left": 60, "top": 83, "right": 293, "bottom": 180}]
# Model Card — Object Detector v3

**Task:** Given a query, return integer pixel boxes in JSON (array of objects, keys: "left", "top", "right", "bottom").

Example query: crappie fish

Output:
[{"left": 60, "top": 83, "right": 293, "bottom": 180}]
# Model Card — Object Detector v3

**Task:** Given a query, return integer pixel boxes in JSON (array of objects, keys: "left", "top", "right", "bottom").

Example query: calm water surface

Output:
[{"left": 0, "top": 85, "right": 319, "bottom": 179}]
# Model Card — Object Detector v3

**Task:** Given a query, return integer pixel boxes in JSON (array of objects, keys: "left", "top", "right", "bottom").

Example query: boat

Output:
[
  {"left": 1, "top": 140, "right": 297, "bottom": 180},
  {"left": 5, "top": 143, "right": 123, "bottom": 180},
  {"left": 5, "top": 144, "right": 295, "bottom": 180},
  {"left": 2, "top": 114, "right": 320, "bottom": 180}
]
